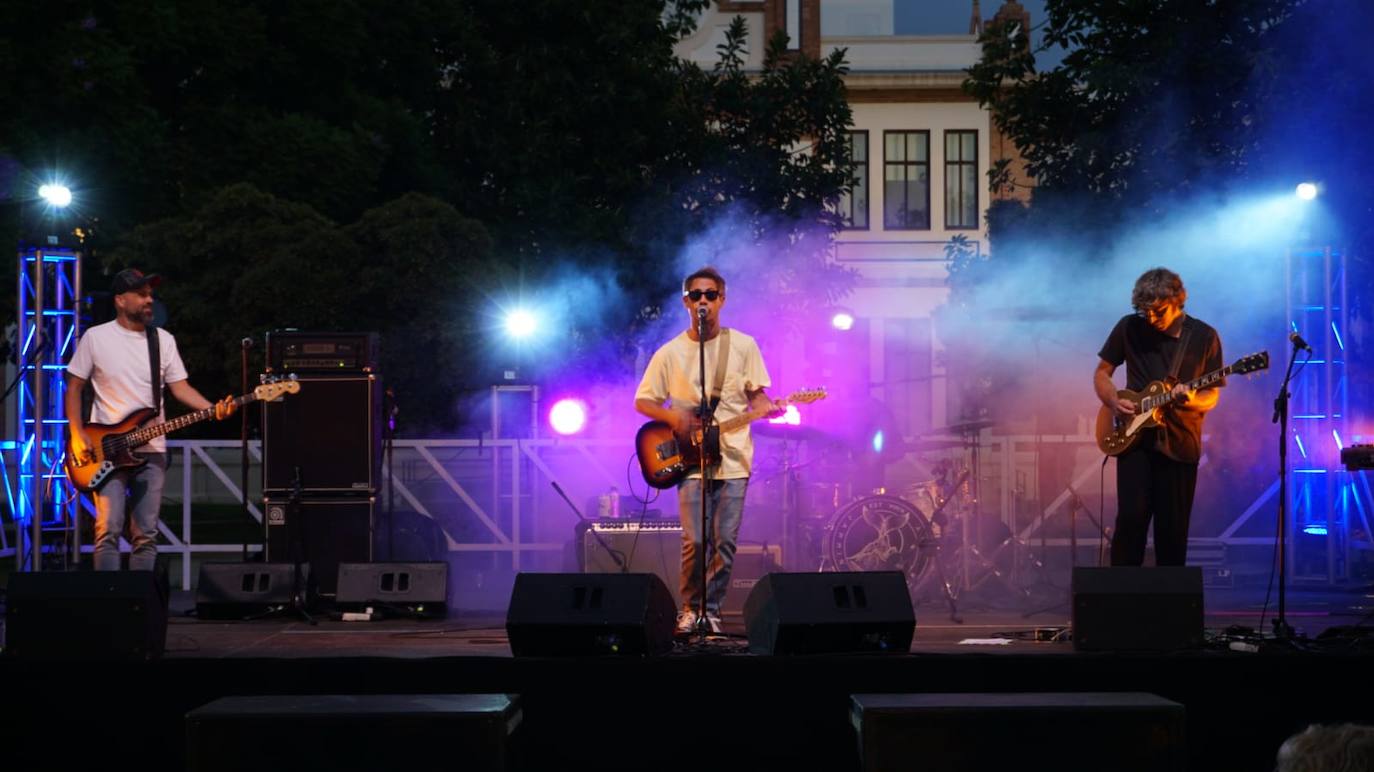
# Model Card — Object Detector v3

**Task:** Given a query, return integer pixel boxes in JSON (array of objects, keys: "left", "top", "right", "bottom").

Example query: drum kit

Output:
[{"left": 760, "top": 417, "right": 1044, "bottom": 621}]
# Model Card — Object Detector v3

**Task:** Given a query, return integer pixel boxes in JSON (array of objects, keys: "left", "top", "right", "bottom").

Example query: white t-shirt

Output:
[
  {"left": 634, "top": 328, "right": 771, "bottom": 479},
  {"left": 67, "top": 320, "right": 190, "bottom": 453}
]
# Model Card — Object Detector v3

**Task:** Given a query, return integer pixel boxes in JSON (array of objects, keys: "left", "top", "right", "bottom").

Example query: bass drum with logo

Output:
[{"left": 823, "top": 495, "right": 935, "bottom": 581}]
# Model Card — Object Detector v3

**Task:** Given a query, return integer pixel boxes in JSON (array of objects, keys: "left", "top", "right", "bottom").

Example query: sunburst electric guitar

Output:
[
  {"left": 65, "top": 379, "right": 301, "bottom": 493},
  {"left": 1095, "top": 351, "right": 1269, "bottom": 456},
  {"left": 636, "top": 388, "right": 827, "bottom": 489}
]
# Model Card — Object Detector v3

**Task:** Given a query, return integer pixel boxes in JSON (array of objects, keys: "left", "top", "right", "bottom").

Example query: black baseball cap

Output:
[{"left": 110, "top": 268, "right": 162, "bottom": 295}]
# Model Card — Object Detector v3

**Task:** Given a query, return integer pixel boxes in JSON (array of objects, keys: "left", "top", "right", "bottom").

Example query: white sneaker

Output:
[
  {"left": 675, "top": 610, "right": 698, "bottom": 635},
  {"left": 705, "top": 614, "right": 724, "bottom": 635}
]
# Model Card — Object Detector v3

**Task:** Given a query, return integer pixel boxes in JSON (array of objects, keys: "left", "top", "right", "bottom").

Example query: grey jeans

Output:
[
  {"left": 677, "top": 477, "right": 748, "bottom": 615},
  {"left": 92, "top": 453, "right": 167, "bottom": 571}
]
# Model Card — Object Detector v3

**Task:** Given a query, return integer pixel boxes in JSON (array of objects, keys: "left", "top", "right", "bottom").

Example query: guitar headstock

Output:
[
  {"left": 1231, "top": 351, "right": 1270, "bottom": 376},
  {"left": 255, "top": 374, "right": 301, "bottom": 402},
  {"left": 784, "top": 387, "right": 827, "bottom": 405}
]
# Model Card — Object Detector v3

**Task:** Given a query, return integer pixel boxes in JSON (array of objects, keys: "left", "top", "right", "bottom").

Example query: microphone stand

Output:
[
  {"left": 550, "top": 481, "right": 627, "bottom": 571},
  {"left": 1270, "top": 338, "right": 1308, "bottom": 640},
  {"left": 385, "top": 388, "right": 397, "bottom": 560},
  {"left": 240, "top": 337, "right": 253, "bottom": 562},
  {"left": 694, "top": 306, "right": 714, "bottom": 638}
]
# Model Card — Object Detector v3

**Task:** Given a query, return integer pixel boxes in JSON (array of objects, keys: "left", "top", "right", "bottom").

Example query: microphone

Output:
[
  {"left": 241, "top": 337, "right": 254, "bottom": 349},
  {"left": 1288, "top": 331, "right": 1312, "bottom": 352},
  {"left": 696, "top": 306, "right": 708, "bottom": 320}
]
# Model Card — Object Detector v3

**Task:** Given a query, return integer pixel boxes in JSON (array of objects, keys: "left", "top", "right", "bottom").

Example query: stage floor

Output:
[
  {"left": 6, "top": 586, "right": 1374, "bottom": 772},
  {"left": 160, "top": 586, "right": 1374, "bottom": 659}
]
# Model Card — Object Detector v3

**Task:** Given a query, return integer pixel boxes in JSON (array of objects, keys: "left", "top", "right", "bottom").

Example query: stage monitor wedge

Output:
[
  {"left": 5, "top": 570, "right": 168, "bottom": 660},
  {"left": 1072, "top": 566, "right": 1203, "bottom": 652},
  {"left": 335, "top": 562, "right": 448, "bottom": 618},
  {"left": 505, "top": 572, "right": 676, "bottom": 656},
  {"left": 743, "top": 571, "right": 914, "bottom": 655}
]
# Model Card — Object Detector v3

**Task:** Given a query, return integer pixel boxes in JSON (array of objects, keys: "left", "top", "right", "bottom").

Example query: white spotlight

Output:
[
  {"left": 38, "top": 184, "right": 73, "bottom": 208},
  {"left": 1295, "top": 182, "right": 1318, "bottom": 201},
  {"left": 505, "top": 309, "right": 537, "bottom": 339},
  {"left": 831, "top": 311, "right": 855, "bottom": 331}
]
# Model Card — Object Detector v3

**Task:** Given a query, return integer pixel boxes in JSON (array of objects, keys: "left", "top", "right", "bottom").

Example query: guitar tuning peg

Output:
[{"left": 289, "top": 373, "right": 298, "bottom": 381}]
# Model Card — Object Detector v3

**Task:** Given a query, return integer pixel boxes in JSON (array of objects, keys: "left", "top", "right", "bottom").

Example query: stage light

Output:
[
  {"left": 767, "top": 404, "right": 802, "bottom": 426},
  {"left": 831, "top": 311, "right": 855, "bottom": 331},
  {"left": 871, "top": 429, "right": 884, "bottom": 454},
  {"left": 548, "top": 398, "right": 588, "bottom": 436},
  {"left": 504, "top": 309, "right": 537, "bottom": 339},
  {"left": 1295, "top": 182, "right": 1318, "bottom": 201},
  {"left": 38, "top": 184, "right": 73, "bottom": 208}
]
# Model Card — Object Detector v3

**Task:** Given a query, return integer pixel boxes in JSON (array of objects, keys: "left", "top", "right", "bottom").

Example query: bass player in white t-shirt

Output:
[{"left": 65, "top": 269, "right": 237, "bottom": 572}]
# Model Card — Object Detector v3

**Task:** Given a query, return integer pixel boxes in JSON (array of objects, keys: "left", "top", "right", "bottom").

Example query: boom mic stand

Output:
[{"left": 1271, "top": 335, "right": 1309, "bottom": 641}]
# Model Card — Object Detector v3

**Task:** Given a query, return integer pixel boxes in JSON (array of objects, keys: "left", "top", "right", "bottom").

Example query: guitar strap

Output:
[
  {"left": 146, "top": 326, "right": 162, "bottom": 416},
  {"left": 707, "top": 328, "right": 731, "bottom": 418},
  {"left": 1168, "top": 322, "right": 1192, "bottom": 382}
]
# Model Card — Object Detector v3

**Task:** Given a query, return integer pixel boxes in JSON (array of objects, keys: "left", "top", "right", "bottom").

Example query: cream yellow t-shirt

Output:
[{"left": 634, "top": 329, "right": 771, "bottom": 479}]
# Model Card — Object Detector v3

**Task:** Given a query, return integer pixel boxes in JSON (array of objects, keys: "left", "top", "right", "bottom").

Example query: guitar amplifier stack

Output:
[{"left": 263, "top": 331, "right": 382, "bottom": 596}]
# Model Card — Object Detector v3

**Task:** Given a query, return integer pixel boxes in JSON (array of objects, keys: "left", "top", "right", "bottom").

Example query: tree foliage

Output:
[
  {"left": 113, "top": 184, "right": 493, "bottom": 430},
  {"left": 964, "top": 0, "right": 1372, "bottom": 247},
  {"left": 1, "top": 0, "right": 857, "bottom": 431}
]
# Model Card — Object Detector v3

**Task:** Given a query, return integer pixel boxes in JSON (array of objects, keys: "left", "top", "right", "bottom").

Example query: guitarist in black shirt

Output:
[{"left": 1093, "top": 267, "right": 1224, "bottom": 566}]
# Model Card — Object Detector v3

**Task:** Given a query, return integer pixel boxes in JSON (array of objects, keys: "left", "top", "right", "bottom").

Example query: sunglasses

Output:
[
  {"left": 684, "top": 289, "right": 721, "bottom": 302},
  {"left": 1137, "top": 303, "right": 1174, "bottom": 320}
]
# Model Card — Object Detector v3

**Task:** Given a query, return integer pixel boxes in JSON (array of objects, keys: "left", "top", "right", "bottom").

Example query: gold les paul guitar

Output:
[
  {"left": 1095, "top": 351, "right": 1269, "bottom": 456},
  {"left": 65, "top": 379, "right": 301, "bottom": 493},
  {"left": 636, "top": 388, "right": 826, "bottom": 489}
]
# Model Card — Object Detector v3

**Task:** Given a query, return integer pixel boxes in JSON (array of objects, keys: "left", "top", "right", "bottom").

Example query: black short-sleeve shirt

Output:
[{"left": 1098, "top": 314, "right": 1224, "bottom": 463}]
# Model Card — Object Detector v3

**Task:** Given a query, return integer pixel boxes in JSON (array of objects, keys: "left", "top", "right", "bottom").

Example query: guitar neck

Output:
[
  {"left": 717, "top": 403, "right": 785, "bottom": 434},
  {"left": 1141, "top": 366, "right": 1231, "bottom": 412},
  {"left": 124, "top": 393, "right": 257, "bottom": 449}
]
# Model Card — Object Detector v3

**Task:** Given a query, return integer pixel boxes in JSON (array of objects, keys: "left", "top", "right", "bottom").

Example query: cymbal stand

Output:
[{"left": 910, "top": 472, "right": 967, "bottom": 623}]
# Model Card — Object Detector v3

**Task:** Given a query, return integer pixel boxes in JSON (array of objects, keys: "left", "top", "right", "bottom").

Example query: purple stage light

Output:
[
  {"left": 767, "top": 404, "right": 802, "bottom": 425},
  {"left": 549, "top": 398, "right": 588, "bottom": 435}
]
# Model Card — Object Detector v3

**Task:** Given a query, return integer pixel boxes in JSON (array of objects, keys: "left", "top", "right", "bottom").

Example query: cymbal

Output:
[
  {"left": 935, "top": 418, "right": 996, "bottom": 434},
  {"left": 753, "top": 421, "right": 830, "bottom": 442},
  {"left": 906, "top": 438, "right": 968, "bottom": 452}
]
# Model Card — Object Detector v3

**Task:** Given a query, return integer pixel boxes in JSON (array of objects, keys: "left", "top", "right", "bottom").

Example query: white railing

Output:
[{"left": 5, "top": 433, "right": 1347, "bottom": 588}]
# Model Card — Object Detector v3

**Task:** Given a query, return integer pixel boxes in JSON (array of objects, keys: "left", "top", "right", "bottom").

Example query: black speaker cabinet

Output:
[
  {"left": 505, "top": 572, "right": 676, "bottom": 656},
  {"left": 186, "top": 694, "right": 520, "bottom": 772},
  {"left": 1072, "top": 566, "right": 1204, "bottom": 651},
  {"left": 195, "top": 563, "right": 307, "bottom": 619},
  {"left": 743, "top": 571, "right": 914, "bottom": 655},
  {"left": 851, "top": 692, "right": 1185, "bottom": 772},
  {"left": 265, "top": 497, "right": 374, "bottom": 596},
  {"left": 336, "top": 562, "right": 448, "bottom": 618},
  {"left": 5, "top": 570, "right": 167, "bottom": 660},
  {"left": 581, "top": 521, "right": 682, "bottom": 610},
  {"left": 262, "top": 374, "right": 382, "bottom": 494}
]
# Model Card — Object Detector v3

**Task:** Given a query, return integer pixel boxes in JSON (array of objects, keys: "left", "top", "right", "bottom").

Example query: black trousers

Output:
[{"left": 1111, "top": 443, "right": 1199, "bottom": 566}]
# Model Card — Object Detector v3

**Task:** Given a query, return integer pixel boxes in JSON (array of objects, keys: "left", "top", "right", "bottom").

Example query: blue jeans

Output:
[
  {"left": 677, "top": 477, "right": 748, "bottom": 615},
  {"left": 92, "top": 454, "right": 167, "bottom": 571}
]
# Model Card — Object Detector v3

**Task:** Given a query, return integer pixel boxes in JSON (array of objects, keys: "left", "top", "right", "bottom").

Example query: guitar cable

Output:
[{"left": 622, "top": 450, "right": 663, "bottom": 573}]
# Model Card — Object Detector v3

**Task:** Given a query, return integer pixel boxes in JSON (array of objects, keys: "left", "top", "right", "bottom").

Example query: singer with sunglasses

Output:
[
  {"left": 635, "top": 266, "right": 780, "bottom": 635},
  {"left": 1093, "top": 267, "right": 1224, "bottom": 566}
]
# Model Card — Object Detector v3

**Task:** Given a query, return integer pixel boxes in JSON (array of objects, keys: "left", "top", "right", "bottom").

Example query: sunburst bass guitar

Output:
[
  {"left": 65, "top": 379, "right": 301, "bottom": 493},
  {"left": 1095, "top": 351, "right": 1268, "bottom": 456},
  {"left": 636, "top": 388, "right": 826, "bottom": 489}
]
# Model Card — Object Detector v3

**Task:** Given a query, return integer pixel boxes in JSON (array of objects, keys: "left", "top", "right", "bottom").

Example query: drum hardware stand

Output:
[
  {"left": 909, "top": 485, "right": 964, "bottom": 623},
  {"left": 1021, "top": 485, "right": 1110, "bottom": 618}
]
